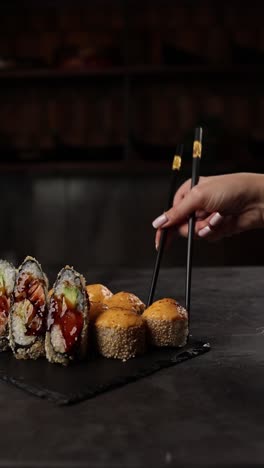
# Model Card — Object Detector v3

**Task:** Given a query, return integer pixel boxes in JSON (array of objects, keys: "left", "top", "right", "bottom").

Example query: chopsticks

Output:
[
  {"left": 185, "top": 126, "right": 203, "bottom": 319},
  {"left": 147, "top": 144, "right": 184, "bottom": 307}
]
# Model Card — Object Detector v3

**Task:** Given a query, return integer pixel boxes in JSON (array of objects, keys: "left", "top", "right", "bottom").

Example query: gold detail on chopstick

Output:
[
  {"left": 172, "top": 155, "right": 182, "bottom": 170},
  {"left": 193, "top": 141, "right": 202, "bottom": 158}
]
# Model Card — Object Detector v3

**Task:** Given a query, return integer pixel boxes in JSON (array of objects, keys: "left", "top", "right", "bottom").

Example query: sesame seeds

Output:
[
  {"left": 95, "top": 323, "right": 146, "bottom": 361},
  {"left": 142, "top": 298, "right": 189, "bottom": 347},
  {"left": 143, "top": 318, "right": 188, "bottom": 347}
]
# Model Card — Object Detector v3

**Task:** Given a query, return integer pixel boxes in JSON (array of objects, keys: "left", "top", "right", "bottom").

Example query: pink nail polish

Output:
[
  {"left": 209, "top": 212, "right": 223, "bottom": 227},
  {"left": 198, "top": 226, "right": 212, "bottom": 238},
  {"left": 152, "top": 213, "right": 168, "bottom": 229}
]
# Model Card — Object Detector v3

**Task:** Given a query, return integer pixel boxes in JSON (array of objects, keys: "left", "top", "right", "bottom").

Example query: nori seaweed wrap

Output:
[
  {"left": 0, "top": 260, "right": 16, "bottom": 351},
  {"left": 45, "top": 265, "right": 89, "bottom": 366},
  {"left": 9, "top": 256, "right": 49, "bottom": 359}
]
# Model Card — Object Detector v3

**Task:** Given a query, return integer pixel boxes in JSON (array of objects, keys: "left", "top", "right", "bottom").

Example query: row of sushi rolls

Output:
[{"left": 0, "top": 256, "right": 189, "bottom": 365}]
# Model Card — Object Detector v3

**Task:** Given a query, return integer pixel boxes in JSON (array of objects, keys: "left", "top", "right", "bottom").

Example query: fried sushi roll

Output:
[
  {"left": 104, "top": 291, "right": 146, "bottom": 315},
  {"left": 9, "top": 256, "right": 49, "bottom": 360},
  {"left": 94, "top": 308, "right": 146, "bottom": 361},
  {"left": 0, "top": 260, "right": 16, "bottom": 351},
  {"left": 142, "top": 298, "right": 188, "bottom": 348},
  {"left": 86, "top": 283, "right": 113, "bottom": 304},
  {"left": 86, "top": 283, "right": 112, "bottom": 323},
  {"left": 45, "top": 266, "right": 89, "bottom": 366}
]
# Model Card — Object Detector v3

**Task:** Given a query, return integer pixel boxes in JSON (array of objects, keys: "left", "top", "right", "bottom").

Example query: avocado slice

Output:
[
  {"left": 63, "top": 285, "right": 78, "bottom": 308},
  {"left": 0, "top": 272, "right": 5, "bottom": 291}
]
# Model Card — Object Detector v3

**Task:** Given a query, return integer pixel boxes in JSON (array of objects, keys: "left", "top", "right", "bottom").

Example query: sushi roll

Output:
[
  {"left": 142, "top": 298, "right": 188, "bottom": 348},
  {"left": 104, "top": 291, "right": 146, "bottom": 315},
  {"left": 0, "top": 260, "right": 16, "bottom": 351},
  {"left": 45, "top": 266, "right": 89, "bottom": 366},
  {"left": 86, "top": 283, "right": 113, "bottom": 304},
  {"left": 94, "top": 308, "right": 146, "bottom": 361},
  {"left": 9, "top": 256, "right": 49, "bottom": 360},
  {"left": 86, "top": 283, "right": 112, "bottom": 322}
]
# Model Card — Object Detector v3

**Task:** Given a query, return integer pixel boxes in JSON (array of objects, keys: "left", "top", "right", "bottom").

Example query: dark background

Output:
[{"left": 0, "top": 0, "right": 264, "bottom": 272}]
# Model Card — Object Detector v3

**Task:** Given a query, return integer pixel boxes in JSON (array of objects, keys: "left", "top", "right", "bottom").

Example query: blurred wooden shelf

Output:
[
  {"left": 0, "top": 159, "right": 248, "bottom": 177},
  {"left": 0, "top": 160, "right": 176, "bottom": 176},
  {"left": 0, "top": 0, "right": 195, "bottom": 7},
  {"left": 0, "top": 68, "right": 125, "bottom": 81},
  {"left": 1, "top": 66, "right": 264, "bottom": 84}
]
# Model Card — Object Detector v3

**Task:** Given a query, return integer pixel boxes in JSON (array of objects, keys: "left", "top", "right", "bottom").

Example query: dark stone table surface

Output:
[{"left": 1, "top": 266, "right": 264, "bottom": 468}]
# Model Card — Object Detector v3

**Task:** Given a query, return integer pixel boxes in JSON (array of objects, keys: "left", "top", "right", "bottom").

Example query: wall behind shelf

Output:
[{"left": 0, "top": 1, "right": 264, "bottom": 268}]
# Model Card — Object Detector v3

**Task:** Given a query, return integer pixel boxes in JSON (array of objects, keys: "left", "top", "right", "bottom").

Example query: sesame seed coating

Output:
[
  {"left": 12, "top": 339, "right": 45, "bottom": 360},
  {"left": 142, "top": 298, "right": 188, "bottom": 347},
  {"left": 143, "top": 317, "right": 188, "bottom": 347},
  {"left": 95, "top": 308, "right": 146, "bottom": 361},
  {"left": 95, "top": 324, "right": 146, "bottom": 361}
]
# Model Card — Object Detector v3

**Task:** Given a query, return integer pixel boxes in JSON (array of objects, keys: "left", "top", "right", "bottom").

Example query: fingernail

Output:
[
  {"left": 155, "top": 242, "right": 159, "bottom": 251},
  {"left": 198, "top": 226, "right": 212, "bottom": 238},
  {"left": 152, "top": 213, "right": 168, "bottom": 229},
  {"left": 209, "top": 212, "right": 223, "bottom": 227}
]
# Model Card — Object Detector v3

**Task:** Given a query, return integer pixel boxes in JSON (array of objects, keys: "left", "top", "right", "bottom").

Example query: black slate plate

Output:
[{"left": 0, "top": 338, "right": 210, "bottom": 405}]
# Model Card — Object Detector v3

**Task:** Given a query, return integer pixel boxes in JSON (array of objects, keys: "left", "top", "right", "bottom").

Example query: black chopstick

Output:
[
  {"left": 147, "top": 144, "right": 184, "bottom": 307},
  {"left": 185, "top": 127, "right": 203, "bottom": 319}
]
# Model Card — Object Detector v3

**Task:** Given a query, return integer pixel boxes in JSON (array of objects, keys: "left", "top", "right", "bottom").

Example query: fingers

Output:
[
  {"left": 172, "top": 176, "right": 206, "bottom": 206},
  {"left": 197, "top": 212, "right": 225, "bottom": 238},
  {"left": 153, "top": 185, "right": 206, "bottom": 229},
  {"left": 175, "top": 212, "right": 224, "bottom": 239},
  {"left": 155, "top": 227, "right": 177, "bottom": 250},
  {"left": 155, "top": 212, "right": 225, "bottom": 247},
  {"left": 172, "top": 178, "right": 192, "bottom": 205},
  {"left": 152, "top": 213, "right": 169, "bottom": 229},
  {"left": 196, "top": 209, "right": 209, "bottom": 220},
  {"left": 196, "top": 210, "right": 260, "bottom": 241},
  {"left": 182, "top": 212, "right": 249, "bottom": 242},
  {"left": 196, "top": 215, "right": 234, "bottom": 241},
  {"left": 155, "top": 229, "right": 161, "bottom": 250}
]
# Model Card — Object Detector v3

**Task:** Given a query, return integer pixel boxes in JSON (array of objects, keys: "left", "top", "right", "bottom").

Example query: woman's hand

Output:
[{"left": 152, "top": 173, "right": 264, "bottom": 248}]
